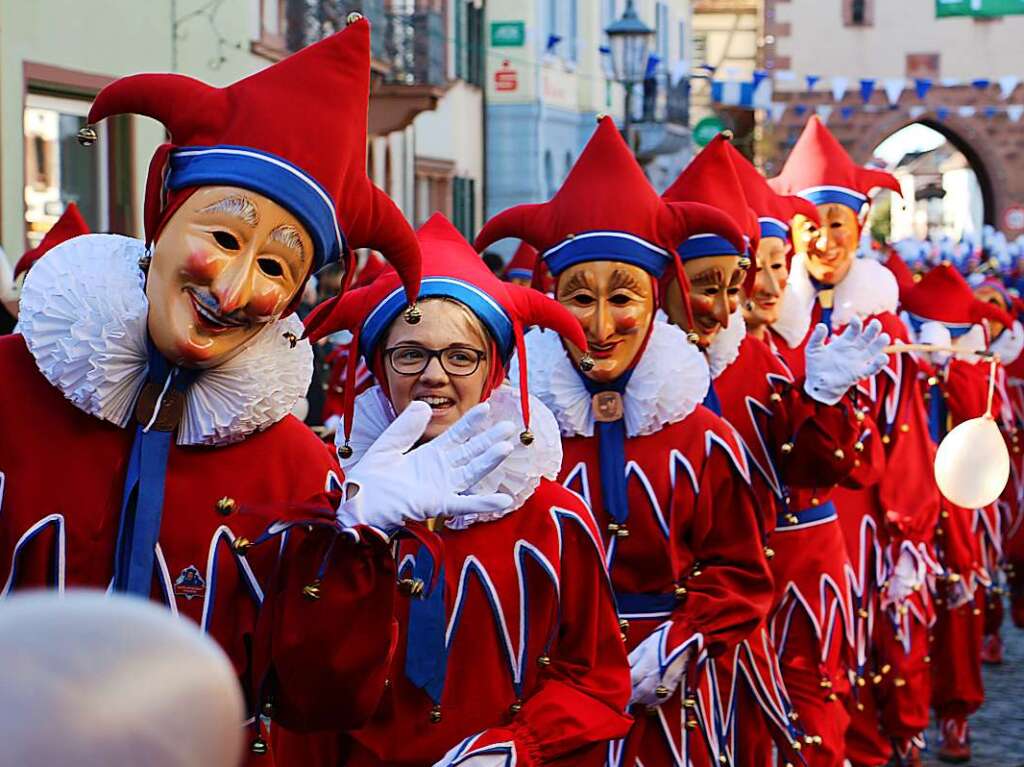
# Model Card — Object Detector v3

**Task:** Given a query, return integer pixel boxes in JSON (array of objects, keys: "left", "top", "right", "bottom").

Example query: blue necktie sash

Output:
[
  {"left": 581, "top": 371, "right": 633, "bottom": 527},
  {"left": 702, "top": 379, "right": 722, "bottom": 416},
  {"left": 112, "top": 343, "right": 198, "bottom": 596},
  {"left": 404, "top": 544, "right": 448, "bottom": 704}
]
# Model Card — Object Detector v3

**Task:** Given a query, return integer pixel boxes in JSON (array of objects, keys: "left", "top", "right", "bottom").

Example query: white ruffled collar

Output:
[
  {"left": 339, "top": 383, "right": 563, "bottom": 527},
  {"left": 514, "top": 321, "right": 709, "bottom": 438},
  {"left": 991, "top": 320, "right": 1024, "bottom": 365},
  {"left": 17, "top": 234, "right": 312, "bottom": 446},
  {"left": 772, "top": 253, "right": 899, "bottom": 348},
  {"left": 707, "top": 309, "right": 746, "bottom": 379}
]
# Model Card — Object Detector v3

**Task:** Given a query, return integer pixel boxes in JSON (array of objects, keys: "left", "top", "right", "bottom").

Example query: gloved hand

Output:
[
  {"left": 339, "top": 401, "right": 515, "bottom": 530},
  {"left": 433, "top": 739, "right": 512, "bottom": 767},
  {"left": 627, "top": 622, "right": 692, "bottom": 706},
  {"left": 917, "top": 321, "right": 952, "bottom": 367},
  {"left": 885, "top": 547, "right": 925, "bottom": 605},
  {"left": 804, "top": 316, "right": 890, "bottom": 405},
  {"left": 433, "top": 730, "right": 523, "bottom": 767}
]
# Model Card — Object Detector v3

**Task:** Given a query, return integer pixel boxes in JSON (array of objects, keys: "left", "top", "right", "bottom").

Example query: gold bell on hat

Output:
[
  {"left": 738, "top": 257, "right": 752, "bottom": 270},
  {"left": 520, "top": 430, "right": 535, "bottom": 446},
  {"left": 404, "top": 303, "right": 422, "bottom": 324},
  {"left": 686, "top": 331, "right": 701, "bottom": 345},
  {"left": 77, "top": 124, "right": 98, "bottom": 146},
  {"left": 346, "top": 11, "right": 363, "bottom": 24},
  {"left": 251, "top": 736, "right": 269, "bottom": 755},
  {"left": 579, "top": 353, "right": 595, "bottom": 371},
  {"left": 339, "top": 442, "right": 354, "bottom": 459}
]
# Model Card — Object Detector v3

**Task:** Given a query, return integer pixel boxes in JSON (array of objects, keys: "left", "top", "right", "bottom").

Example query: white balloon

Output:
[
  {"left": 0, "top": 591, "right": 245, "bottom": 767},
  {"left": 934, "top": 416, "right": 1010, "bottom": 508}
]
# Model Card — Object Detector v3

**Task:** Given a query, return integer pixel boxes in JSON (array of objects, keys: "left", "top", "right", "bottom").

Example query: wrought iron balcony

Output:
[{"left": 285, "top": 1, "right": 446, "bottom": 88}]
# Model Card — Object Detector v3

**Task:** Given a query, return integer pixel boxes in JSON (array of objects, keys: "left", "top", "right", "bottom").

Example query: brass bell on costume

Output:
[
  {"left": 520, "top": 430, "right": 535, "bottom": 446},
  {"left": 579, "top": 354, "right": 595, "bottom": 371},
  {"left": 339, "top": 442, "right": 354, "bottom": 459},
  {"left": 430, "top": 705, "right": 442, "bottom": 723},
  {"left": 215, "top": 496, "right": 237, "bottom": 515},
  {"left": 404, "top": 303, "right": 422, "bottom": 324},
  {"left": 233, "top": 537, "right": 252, "bottom": 555},
  {"left": 655, "top": 685, "right": 670, "bottom": 698},
  {"left": 76, "top": 125, "right": 98, "bottom": 146},
  {"left": 302, "top": 580, "right": 322, "bottom": 601}
]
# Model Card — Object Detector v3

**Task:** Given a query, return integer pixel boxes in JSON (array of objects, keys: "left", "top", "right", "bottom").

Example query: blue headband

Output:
[
  {"left": 798, "top": 185, "right": 867, "bottom": 215},
  {"left": 543, "top": 231, "right": 672, "bottom": 277},
  {"left": 758, "top": 217, "right": 789, "bottom": 240},
  {"left": 361, "top": 277, "right": 515, "bottom": 360},
  {"left": 905, "top": 311, "right": 975, "bottom": 338},
  {"left": 168, "top": 145, "right": 343, "bottom": 272},
  {"left": 676, "top": 233, "right": 743, "bottom": 261}
]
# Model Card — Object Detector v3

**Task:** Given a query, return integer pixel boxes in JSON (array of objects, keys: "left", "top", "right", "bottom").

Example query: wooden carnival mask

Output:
[
  {"left": 791, "top": 203, "right": 860, "bottom": 287},
  {"left": 147, "top": 186, "right": 313, "bottom": 368}
]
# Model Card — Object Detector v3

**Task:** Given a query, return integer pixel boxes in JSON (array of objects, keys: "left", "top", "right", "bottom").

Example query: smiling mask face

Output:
[
  {"left": 556, "top": 260, "right": 654, "bottom": 383},
  {"left": 792, "top": 203, "right": 860, "bottom": 286},
  {"left": 147, "top": 186, "right": 314, "bottom": 368}
]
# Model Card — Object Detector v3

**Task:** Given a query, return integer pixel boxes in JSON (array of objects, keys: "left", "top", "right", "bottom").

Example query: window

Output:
[
  {"left": 452, "top": 177, "right": 476, "bottom": 241},
  {"left": 544, "top": 150, "right": 555, "bottom": 198},
  {"left": 545, "top": 0, "right": 577, "bottom": 62},
  {"left": 454, "top": 2, "right": 484, "bottom": 86},
  {"left": 601, "top": 0, "right": 617, "bottom": 41},
  {"left": 843, "top": 0, "right": 873, "bottom": 26},
  {"left": 24, "top": 93, "right": 109, "bottom": 248},
  {"left": 678, "top": 20, "right": 686, "bottom": 62},
  {"left": 692, "top": 33, "right": 708, "bottom": 68},
  {"left": 656, "top": 2, "right": 669, "bottom": 64}
]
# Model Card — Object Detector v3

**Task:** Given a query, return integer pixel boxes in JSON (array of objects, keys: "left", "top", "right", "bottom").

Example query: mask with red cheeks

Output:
[
  {"left": 742, "top": 236, "right": 790, "bottom": 330},
  {"left": 556, "top": 260, "right": 654, "bottom": 383},
  {"left": 792, "top": 203, "right": 860, "bottom": 286},
  {"left": 147, "top": 185, "right": 314, "bottom": 369},
  {"left": 662, "top": 255, "right": 745, "bottom": 348}
]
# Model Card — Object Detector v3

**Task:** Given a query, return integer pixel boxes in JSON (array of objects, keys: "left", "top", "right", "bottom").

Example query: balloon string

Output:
[{"left": 986, "top": 357, "right": 997, "bottom": 418}]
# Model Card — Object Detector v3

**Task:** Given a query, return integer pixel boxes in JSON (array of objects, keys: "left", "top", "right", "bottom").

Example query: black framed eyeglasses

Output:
[{"left": 384, "top": 345, "right": 487, "bottom": 376}]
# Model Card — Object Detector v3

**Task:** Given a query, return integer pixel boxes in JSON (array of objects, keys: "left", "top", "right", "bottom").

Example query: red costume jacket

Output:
[
  {"left": 522, "top": 323, "right": 773, "bottom": 766},
  {"left": 0, "top": 330, "right": 396, "bottom": 767}
]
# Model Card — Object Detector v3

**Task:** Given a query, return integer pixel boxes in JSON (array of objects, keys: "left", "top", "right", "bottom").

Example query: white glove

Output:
[
  {"left": 628, "top": 622, "right": 692, "bottom": 706},
  {"left": 339, "top": 401, "right": 515, "bottom": 530},
  {"left": 433, "top": 745, "right": 508, "bottom": 767},
  {"left": 886, "top": 548, "right": 925, "bottom": 604},
  {"left": 803, "top": 316, "right": 890, "bottom": 405},
  {"left": 917, "top": 321, "right": 952, "bottom": 367}
]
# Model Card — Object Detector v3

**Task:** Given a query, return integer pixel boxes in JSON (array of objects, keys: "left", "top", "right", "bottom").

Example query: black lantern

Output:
[{"left": 605, "top": 0, "right": 655, "bottom": 85}]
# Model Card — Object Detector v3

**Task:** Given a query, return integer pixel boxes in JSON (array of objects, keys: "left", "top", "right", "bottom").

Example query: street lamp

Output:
[{"left": 605, "top": 0, "right": 655, "bottom": 156}]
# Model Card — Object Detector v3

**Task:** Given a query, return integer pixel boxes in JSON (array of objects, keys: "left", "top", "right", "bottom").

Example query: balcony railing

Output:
[
  {"left": 640, "top": 72, "right": 690, "bottom": 127},
  {"left": 285, "top": 1, "right": 445, "bottom": 87}
]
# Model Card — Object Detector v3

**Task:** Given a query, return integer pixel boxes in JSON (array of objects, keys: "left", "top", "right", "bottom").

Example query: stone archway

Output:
[{"left": 847, "top": 112, "right": 998, "bottom": 227}]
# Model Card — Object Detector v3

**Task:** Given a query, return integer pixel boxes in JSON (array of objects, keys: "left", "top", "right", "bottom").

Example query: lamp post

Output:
[{"left": 605, "top": 0, "right": 654, "bottom": 157}]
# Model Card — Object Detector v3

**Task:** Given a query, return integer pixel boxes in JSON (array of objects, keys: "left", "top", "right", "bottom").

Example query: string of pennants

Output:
[{"left": 704, "top": 68, "right": 1024, "bottom": 123}]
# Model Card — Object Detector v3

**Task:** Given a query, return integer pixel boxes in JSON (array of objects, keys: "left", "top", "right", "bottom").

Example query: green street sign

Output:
[
  {"left": 937, "top": 0, "right": 1024, "bottom": 16},
  {"left": 693, "top": 115, "right": 727, "bottom": 147},
  {"left": 490, "top": 21, "right": 525, "bottom": 47}
]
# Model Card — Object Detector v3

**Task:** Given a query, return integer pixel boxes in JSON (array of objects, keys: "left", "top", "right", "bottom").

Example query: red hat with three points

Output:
[
  {"left": 503, "top": 241, "right": 539, "bottom": 282},
  {"left": 473, "top": 117, "right": 745, "bottom": 289},
  {"left": 86, "top": 15, "right": 419, "bottom": 303},
  {"left": 901, "top": 263, "right": 1013, "bottom": 335},
  {"left": 662, "top": 134, "right": 760, "bottom": 265},
  {"left": 768, "top": 115, "right": 901, "bottom": 216},
  {"left": 15, "top": 203, "right": 90, "bottom": 279},
  {"left": 304, "top": 213, "right": 588, "bottom": 451},
  {"left": 720, "top": 140, "right": 820, "bottom": 244}
]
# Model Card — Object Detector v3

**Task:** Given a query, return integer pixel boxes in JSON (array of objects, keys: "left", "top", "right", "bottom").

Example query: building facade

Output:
[
  {"left": 483, "top": 0, "right": 693, "bottom": 259},
  {"left": 1, "top": 0, "right": 484, "bottom": 274}
]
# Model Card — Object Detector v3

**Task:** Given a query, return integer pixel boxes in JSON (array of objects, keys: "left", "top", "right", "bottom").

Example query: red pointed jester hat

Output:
[
  {"left": 503, "top": 241, "right": 539, "bottom": 282},
  {"left": 662, "top": 134, "right": 760, "bottom": 274},
  {"left": 721, "top": 140, "right": 820, "bottom": 247},
  {"left": 474, "top": 117, "right": 745, "bottom": 292},
  {"left": 768, "top": 115, "right": 900, "bottom": 217},
  {"left": 304, "top": 213, "right": 588, "bottom": 451},
  {"left": 15, "top": 203, "right": 89, "bottom": 278},
  {"left": 901, "top": 263, "right": 1013, "bottom": 337},
  {"left": 86, "top": 15, "right": 419, "bottom": 303}
]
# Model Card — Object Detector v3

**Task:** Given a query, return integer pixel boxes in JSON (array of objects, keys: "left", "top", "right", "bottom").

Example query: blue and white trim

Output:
[
  {"left": 758, "top": 216, "right": 789, "bottom": 240},
  {"left": 168, "top": 145, "right": 343, "bottom": 270},
  {"left": 677, "top": 233, "right": 742, "bottom": 261},
  {"left": 904, "top": 311, "right": 975, "bottom": 338},
  {"left": 505, "top": 268, "right": 532, "bottom": 281},
  {"left": 361, "top": 277, "right": 515, "bottom": 360},
  {"left": 797, "top": 185, "right": 867, "bottom": 214},
  {"left": 542, "top": 231, "right": 672, "bottom": 277}
]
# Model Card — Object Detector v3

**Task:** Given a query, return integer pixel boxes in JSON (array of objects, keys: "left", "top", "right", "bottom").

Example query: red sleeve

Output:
[
  {"left": 944, "top": 358, "right": 998, "bottom": 424},
  {"left": 252, "top": 509, "right": 397, "bottom": 733},
  {"left": 478, "top": 507, "right": 632, "bottom": 765},
  {"left": 667, "top": 424, "right": 774, "bottom": 658}
]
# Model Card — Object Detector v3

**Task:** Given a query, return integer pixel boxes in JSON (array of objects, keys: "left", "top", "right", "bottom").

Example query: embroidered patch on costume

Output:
[{"left": 173, "top": 565, "right": 206, "bottom": 601}]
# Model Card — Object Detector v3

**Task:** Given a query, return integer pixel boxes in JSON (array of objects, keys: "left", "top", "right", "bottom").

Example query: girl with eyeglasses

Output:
[{"left": 274, "top": 213, "right": 632, "bottom": 767}]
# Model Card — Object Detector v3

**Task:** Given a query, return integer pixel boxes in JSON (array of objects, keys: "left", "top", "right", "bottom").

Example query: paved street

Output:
[{"left": 923, "top": 621, "right": 1024, "bottom": 766}]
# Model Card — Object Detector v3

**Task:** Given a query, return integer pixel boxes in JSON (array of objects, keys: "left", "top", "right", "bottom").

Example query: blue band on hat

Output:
[
  {"left": 905, "top": 311, "right": 975, "bottom": 338},
  {"left": 506, "top": 268, "right": 533, "bottom": 281},
  {"left": 759, "top": 217, "right": 789, "bottom": 240},
  {"left": 361, "top": 277, "right": 515, "bottom": 360},
  {"left": 798, "top": 185, "right": 867, "bottom": 214},
  {"left": 168, "top": 145, "right": 343, "bottom": 271},
  {"left": 543, "top": 231, "right": 672, "bottom": 277},
  {"left": 677, "top": 233, "right": 742, "bottom": 261}
]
